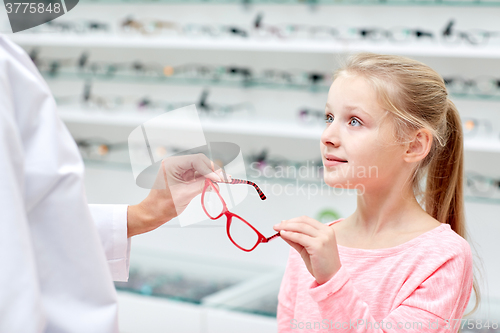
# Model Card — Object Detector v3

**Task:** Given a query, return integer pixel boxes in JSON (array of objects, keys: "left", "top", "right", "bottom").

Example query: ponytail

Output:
[
  {"left": 424, "top": 99, "right": 464, "bottom": 233},
  {"left": 424, "top": 99, "right": 481, "bottom": 318}
]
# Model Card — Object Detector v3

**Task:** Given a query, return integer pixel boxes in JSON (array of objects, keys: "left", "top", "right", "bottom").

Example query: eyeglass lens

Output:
[
  {"left": 203, "top": 180, "right": 265, "bottom": 251},
  {"left": 228, "top": 215, "right": 261, "bottom": 251},
  {"left": 202, "top": 186, "right": 224, "bottom": 218}
]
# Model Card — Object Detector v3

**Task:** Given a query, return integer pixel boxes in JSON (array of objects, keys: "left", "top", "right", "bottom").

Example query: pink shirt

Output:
[{"left": 277, "top": 218, "right": 474, "bottom": 332}]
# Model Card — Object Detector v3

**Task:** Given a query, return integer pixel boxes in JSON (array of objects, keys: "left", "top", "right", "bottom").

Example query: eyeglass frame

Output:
[{"left": 201, "top": 178, "right": 280, "bottom": 252}]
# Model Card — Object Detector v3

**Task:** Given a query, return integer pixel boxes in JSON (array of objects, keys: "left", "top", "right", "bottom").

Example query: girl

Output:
[{"left": 273, "top": 53, "right": 480, "bottom": 332}]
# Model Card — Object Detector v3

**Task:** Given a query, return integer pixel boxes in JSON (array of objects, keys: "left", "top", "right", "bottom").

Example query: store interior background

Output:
[{"left": 2, "top": 2, "right": 500, "bottom": 332}]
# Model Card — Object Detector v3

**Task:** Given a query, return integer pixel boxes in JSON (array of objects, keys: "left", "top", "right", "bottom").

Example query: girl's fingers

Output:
[
  {"left": 280, "top": 230, "right": 315, "bottom": 248},
  {"left": 280, "top": 234, "right": 304, "bottom": 254},
  {"left": 274, "top": 221, "right": 320, "bottom": 238},
  {"left": 279, "top": 216, "right": 324, "bottom": 231}
]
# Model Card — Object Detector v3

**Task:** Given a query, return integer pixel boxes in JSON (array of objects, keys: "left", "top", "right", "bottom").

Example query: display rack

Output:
[
  {"left": 114, "top": 248, "right": 280, "bottom": 333},
  {"left": 11, "top": 34, "right": 500, "bottom": 58},
  {"left": 77, "top": 0, "right": 500, "bottom": 6}
]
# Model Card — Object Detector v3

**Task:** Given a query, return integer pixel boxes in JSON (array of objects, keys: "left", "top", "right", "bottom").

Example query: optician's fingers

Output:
[
  {"left": 273, "top": 221, "right": 321, "bottom": 238},
  {"left": 171, "top": 154, "right": 223, "bottom": 182}
]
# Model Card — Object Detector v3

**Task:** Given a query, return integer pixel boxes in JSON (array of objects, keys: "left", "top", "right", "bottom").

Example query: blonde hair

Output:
[{"left": 334, "top": 52, "right": 480, "bottom": 318}]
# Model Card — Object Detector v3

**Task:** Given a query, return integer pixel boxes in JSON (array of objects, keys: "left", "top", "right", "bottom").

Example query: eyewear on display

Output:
[
  {"left": 248, "top": 149, "right": 324, "bottom": 180},
  {"left": 191, "top": 89, "right": 255, "bottom": 117},
  {"left": 162, "top": 64, "right": 253, "bottom": 82},
  {"left": 55, "top": 82, "right": 131, "bottom": 110},
  {"left": 76, "top": 139, "right": 129, "bottom": 159},
  {"left": 260, "top": 69, "right": 330, "bottom": 86},
  {"left": 442, "top": 19, "right": 500, "bottom": 46},
  {"left": 297, "top": 108, "right": 325, "bottom": 125},
  {"left": 443, "top": 76, "right": 500, "bottom": 96},
  {"left": 461, "top": 118, "right": 493, "bottom": 137},
  {"left": 202, "top": 178, "right": 280, "bottom": 252},
  {"left": 253, "top": 13, "right": 434, "bottom": 43},
  {"left": 32, "top": 15, "right": 500, "bottom": 48},
  {"left": 76, "top": 138, "right": 183, "bottom": 164},
  {"left": 465, "top": 171, "right": 500, "bottom": 198},
  {"left": 121, "top": 17, "right": 248, "bottom": 38},
  {"left": 33, "top": 51, "right": 330, "bottom": 89},
  {"left": 56, "top": 84, "right": 254, "bottom": 117},
  {"left": 35, "top": 19, "right": 110, "bottom": 34},
  {"left": 115, "top": 268, "right": 235, "bottom": 303},
  {"left": 121, "top": 17, "right": 181, "bottom": 35}
]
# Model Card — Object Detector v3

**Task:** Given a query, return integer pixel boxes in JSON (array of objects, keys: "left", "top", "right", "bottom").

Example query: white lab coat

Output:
[{"left": 0, "top": 35, "right": 131, "bottom": 332}]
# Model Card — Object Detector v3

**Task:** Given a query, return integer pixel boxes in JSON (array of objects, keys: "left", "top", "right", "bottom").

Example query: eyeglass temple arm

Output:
[
  {"left": 221, "top": 178, "right": 267, "bottom": 200},
  {"left": 264, "top": 232, "right": 281, "bottom": 243}
]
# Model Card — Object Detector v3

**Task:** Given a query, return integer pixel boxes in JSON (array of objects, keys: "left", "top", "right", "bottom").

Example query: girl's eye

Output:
[
  {"left": 349, "top": 117, "right": 362, "bottom": 127},
  {"left": 325, "top": 114, "right": 333, "bottom": 123}
]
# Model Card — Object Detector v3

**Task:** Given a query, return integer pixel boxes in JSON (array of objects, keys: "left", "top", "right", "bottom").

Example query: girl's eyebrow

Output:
[{"left": 345, "top": 106, "right": 372, "bottom": 119}]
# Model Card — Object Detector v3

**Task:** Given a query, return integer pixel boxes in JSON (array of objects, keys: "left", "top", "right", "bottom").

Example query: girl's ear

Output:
[{"left": 403, "top": 128, "right": 433, "bottom": 163}]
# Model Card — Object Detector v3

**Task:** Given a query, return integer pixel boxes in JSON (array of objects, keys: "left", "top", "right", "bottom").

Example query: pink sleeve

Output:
[
  {"left": 307, "top": 247, "right": 473, "bottom": 333},
  {"left": 277, "top": 248, "right": 298, "bottom": 332}
]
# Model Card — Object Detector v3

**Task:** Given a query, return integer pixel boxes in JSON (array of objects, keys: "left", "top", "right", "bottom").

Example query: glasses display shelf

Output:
[
  {"left": 114, "top": 248, "right": 280, "bottom": 333},
  {"left": 77, "top": 0, "right": 500, "bottom": 6},
  {"left": 10, "top": 33, "right": 500, "bottom": 58},
  {"left": 201, "top": 269, "right": 284, "bottom": 333}
]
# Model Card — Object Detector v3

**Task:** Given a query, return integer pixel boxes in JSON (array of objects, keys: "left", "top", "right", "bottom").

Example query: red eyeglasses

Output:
[{"left": 201, "top": 178, "right": 281, "bottom": 252}]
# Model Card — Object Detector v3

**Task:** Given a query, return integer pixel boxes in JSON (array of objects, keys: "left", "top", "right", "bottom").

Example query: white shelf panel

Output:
[
  {"left": 10, "top": 33, "right": 500, "bottom": 58},
  {"left": 464, "top": 137, "right": 500, "bottom": 153},
  {"left": 58, "top": 108, "right": 325, "bottom": 139},
  {"left": 58, "top": 109, "right": 500, "bottom": 152}
]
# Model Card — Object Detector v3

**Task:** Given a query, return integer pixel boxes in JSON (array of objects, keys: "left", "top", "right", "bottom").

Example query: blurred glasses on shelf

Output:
[
  {"left": 115, "top": 268, "right": 236, "bottom": 303},
  {"left": 34, "top": 51, "right": 331, "bottom": 91},
  {"left": 260, "top": 69, "right": 331, "bottom": 87},
  {"left": 189, "top": 89, "right": 255, "bottom": 117},
  {"left": 55, "top": 82, "right": 131, "bottom": 110},
  {"left": 56, "top": 83, "right": 255, "bottom": 118},
  {"left": 202, "top": 178, "right": 280, "bottom": 252},
  {"left": 77, "top": 138, "right": 182, "bottom": 166},
  {"left": 252, "top": 13, "right": 338, "bottom": 40},
  {"left": 385, "top": 27, "right": 434, "bottom": 43},
  {"left": 76, "top": 138, "right": 128, "bottom": 160},
  {"left": 442, "top": 19, "right": 500, "bottom": 46},
  {"left": 121, "top": 17, "right": 249, "bottom": 38},
  {"left": 248, "top": 149, "right": 324, "bottom": 182},
  {"left": 32, "top": 19, "right": 110, "bottom": 34},
  {"left": 461, "top": 117, "right": 493, "bottom": 137},
  {"left": 444, "top": 76, "right": 500, "bottom": 97},
  {"left": 121, "top": 17, "right": 181, "bottom": 35},
  {"left": 298, "top": 108, "right": 326, "bottom": 126},
  {"left": 465, "top": 171, "right": 500, "bottom": 198},
  {"left": 183, "top": 23, "right": 249, "bottom": 38}
]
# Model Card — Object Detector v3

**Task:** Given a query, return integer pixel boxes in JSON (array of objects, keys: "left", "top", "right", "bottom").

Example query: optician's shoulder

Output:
[
  {"left": 0, "top": 35, "right": 25, "bottom": 61},
  {"left": 0, "top": 34, "right": 41, "bottom": 76}
]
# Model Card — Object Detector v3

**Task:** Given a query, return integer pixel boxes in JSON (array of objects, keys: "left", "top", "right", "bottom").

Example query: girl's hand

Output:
[{"left": 273, "top": 216, "right": 341, "bottom": 285}]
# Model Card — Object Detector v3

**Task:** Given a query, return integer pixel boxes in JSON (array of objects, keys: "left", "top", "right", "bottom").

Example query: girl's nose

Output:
[{"left": 321, "top": 120, "right": 341, "bottom": 148}]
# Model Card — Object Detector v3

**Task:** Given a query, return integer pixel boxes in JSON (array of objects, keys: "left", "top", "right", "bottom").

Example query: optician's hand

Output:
[
  {"left": 273, "top": 216, "right": 342, "bottom": 285},
  {"left": 127, "top": 153, "right": 228, "bottom": 238}
]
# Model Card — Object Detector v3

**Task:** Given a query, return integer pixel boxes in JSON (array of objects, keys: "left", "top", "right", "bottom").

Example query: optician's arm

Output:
[
  {"left": 88, "top": 204, "right": 131, "bottom": 282},
  {"left": 88, "top": 155, "right": 225, "bottom": 282}
]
